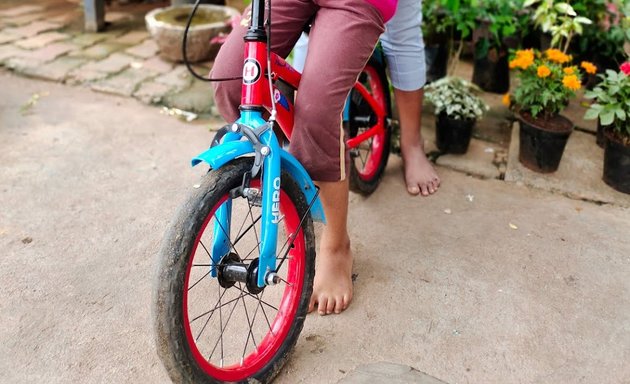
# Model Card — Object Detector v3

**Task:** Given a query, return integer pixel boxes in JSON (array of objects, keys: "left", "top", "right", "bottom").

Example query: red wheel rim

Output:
[
  {"left": 182, "top": 180, "right": 306, "bottom": 381},
  {"left": 355, "top": 65, "right": 387, "bottom": 181}
]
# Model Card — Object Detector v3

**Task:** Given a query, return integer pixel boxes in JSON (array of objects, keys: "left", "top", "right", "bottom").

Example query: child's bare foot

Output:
[
  {"left": 401, "top": 142, "right": 440, "bottom": 196},
  {"left": 308, "top": 238, "right": 353, "bottom": 315}
]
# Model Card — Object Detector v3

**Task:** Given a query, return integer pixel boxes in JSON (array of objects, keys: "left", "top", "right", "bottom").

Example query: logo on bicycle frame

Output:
[{"left": 242, "top": 59, "right": 261, "bottom": 84}]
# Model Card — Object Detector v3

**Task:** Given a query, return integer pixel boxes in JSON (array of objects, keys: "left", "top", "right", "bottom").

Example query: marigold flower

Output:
[
  {"left": 545, "top": 49, "right": 571, "bottom": 64},
  {"left": 563, "top": 67, "right": 575, "bottom": 75},
  {"left": 580, "top": 61, "right": 597, "bottom": 74},
  {"left": 509, "top": 49, "right": 535, "bottom": 70},
  {"left": 562, "top": 74, "right": 581, "bottom": 91},
  {"left": 621, "top": 62, "right": 630, "bottom": 75},
  {"left": 502, "top": 93, "right": 511, "bottom": 107},
  {"left": 537, "top": 65, "right": 551, "bottom": 78}
]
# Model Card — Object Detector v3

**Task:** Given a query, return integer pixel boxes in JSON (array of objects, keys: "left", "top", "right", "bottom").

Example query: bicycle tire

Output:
[
  {"left": 154, "top": 157, "right": 316, "bottom": 384},
  {"left": 348, "top": 57, "right": 392, "bottom": 196}
]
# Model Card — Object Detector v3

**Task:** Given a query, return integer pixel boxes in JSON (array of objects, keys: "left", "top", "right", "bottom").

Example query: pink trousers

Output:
[{"left": 211, "top": 0, "right": 384, "bottom": 181}]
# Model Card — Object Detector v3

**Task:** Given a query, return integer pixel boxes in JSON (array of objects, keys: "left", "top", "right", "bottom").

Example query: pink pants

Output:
[{"left": 211, "top": 0, "right": 384, "bottom": 181}]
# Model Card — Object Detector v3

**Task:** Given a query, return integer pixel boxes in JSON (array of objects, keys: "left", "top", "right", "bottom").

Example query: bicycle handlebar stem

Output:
[{"left": 244, "top": 0, "right": 266, "bottom": 42}]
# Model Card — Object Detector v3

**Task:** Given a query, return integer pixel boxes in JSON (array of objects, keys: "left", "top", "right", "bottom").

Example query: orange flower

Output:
[
  {"left": 545, "top": 49, "right": 571, "bottom": 64},
  {"left": 509, "top": 49, "right": 535, "bottom": 70},
  {"left": 580, "top": 61, "right": 597, "bottom": 74},
  {"left": 537, "top": 65, "right": 551, "bottom": 78},
  {"left": 563, "top": 67, "right": 575, "bottom": 75},
  {"left": 562, "top": 74, "right": 582, "bottom": 91},
  {"left": 502, "top": 93, "right": 511, "bottom": 107}
]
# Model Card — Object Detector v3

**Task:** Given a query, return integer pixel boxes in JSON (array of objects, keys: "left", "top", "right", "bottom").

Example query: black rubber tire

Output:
[
  {"left": 153, "top": 157, "right": 315, "bottom": 384},
  {"left": 348, "top": 57, "right": 392, "bottom": 196}
]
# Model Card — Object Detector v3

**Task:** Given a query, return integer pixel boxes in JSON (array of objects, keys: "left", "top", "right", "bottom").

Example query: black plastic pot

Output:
[
  {"left": 472, "top": 43, "right": 510, "bottom": 94},
  {"left": 596, "top": 120, "right": 608, "bottom": 148},
  {"left": 603, "top": 130, "right": 630, "bottom": 194},
  {"left": 518, "top": 114, "right": 574, "bottom": 173},
  {"left": 436, "top": 113, "right": 475, "bottom": 154},
  {"left": 425, "top": 43, "right": 448, "bottom": 84}
]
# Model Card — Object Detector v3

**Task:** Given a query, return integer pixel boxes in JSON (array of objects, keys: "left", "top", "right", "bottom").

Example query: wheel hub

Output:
[{"left": 216, "top": 253, "right": 264, "bottom": 294}]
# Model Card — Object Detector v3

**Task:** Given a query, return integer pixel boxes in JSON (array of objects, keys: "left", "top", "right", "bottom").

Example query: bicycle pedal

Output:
[{"left": 349, "top": 148, "right": 360, "bottom": 158}]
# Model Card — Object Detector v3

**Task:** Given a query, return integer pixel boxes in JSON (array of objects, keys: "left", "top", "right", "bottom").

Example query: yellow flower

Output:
[
  {"left": 545, "top": 49, "right": 571, "bottom": 64},
  {"left": 502, "top": 93, "right": 511, "bottom": 107},
  {"left": 537, "top": 65, "right": 551, "bottom": 78},
  {"left": 562, "top": 74, "right": 581, "bottom": 91},
  {"left": 580, "top": 61, "right": 597, "bottom": 74},
  {"left": 563, "top": 67, "right": 575, "bottom": 75},
  {"left": 509, "top": 49, "right": 535, "bottom": 70}
]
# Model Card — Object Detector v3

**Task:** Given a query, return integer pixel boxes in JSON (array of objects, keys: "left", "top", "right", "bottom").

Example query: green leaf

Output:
[
  {"left": 600, "top": 110, "right": 615, "bottom": 126},
  {"left": 574, "top": 16, "right": 592, "bottom": 25},
  {"left": 554, "top": 3, "right": 575, "bottom": 15},
  {"left": 616, "top": 108, "right": 626, "bottom": 121},
  {"left": 583, "top": 107, "right": 601, "bottom": 120}
]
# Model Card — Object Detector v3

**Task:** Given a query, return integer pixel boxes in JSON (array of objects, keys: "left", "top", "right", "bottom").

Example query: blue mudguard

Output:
[{"left": 191, "top": 141, "right": 325, "bottom": 223}]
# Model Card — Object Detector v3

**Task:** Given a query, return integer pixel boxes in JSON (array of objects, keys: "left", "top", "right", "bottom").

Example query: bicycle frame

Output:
[
  {"left": 191, "top": 3, "right": 322, "bottom": 288},
  {"left": 191, "top": 1, "right": 388, "bottom": 288}
]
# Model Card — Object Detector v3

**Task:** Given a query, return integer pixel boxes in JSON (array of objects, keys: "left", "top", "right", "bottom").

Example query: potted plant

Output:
[
  {"left": 507, "top": 48, "right": 596, "bottom": 172},
  {"left": 471, "top": 0, "right": 529, "bottom": 93},
  {"left": 524, "top": 0, "right": 593, "bottom": 53},
  {"left": 573, "top": 1, "right": 629, "bottom": 67},
  {"left": 584, "top": 61, "right": 630, "bottom": 194},
  {"left": 424, "top": 76, "right": 489, "bottom": 154}
]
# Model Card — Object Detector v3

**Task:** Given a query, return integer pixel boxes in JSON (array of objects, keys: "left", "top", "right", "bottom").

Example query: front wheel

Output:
[
  {"left": 154, "top": 158, "right": 315, "bottom": 383},
  {"left": 347, "top": 59, "right": 392, "bottom": 196}
]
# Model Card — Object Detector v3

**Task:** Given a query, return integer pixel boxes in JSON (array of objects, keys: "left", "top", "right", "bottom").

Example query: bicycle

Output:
[{"left": 153, "top": 1, "right": 393, "bottom": 383}]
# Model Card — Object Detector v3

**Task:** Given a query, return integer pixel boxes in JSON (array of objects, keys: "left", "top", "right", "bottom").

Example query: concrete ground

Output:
[
  {"left": 2, "top": 70, "right": 630, "bottom": 384},
  {"left": 2, "top": 0, "right": 630, "bottom": 383}
]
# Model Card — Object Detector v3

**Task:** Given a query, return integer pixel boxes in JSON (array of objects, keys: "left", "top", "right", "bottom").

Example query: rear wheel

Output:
[
  {"left": 154, "top": 158, "right": 315, "bottom": 383},
  {"left": 347, "top": 59, "right": 392, "bottom": 196}
]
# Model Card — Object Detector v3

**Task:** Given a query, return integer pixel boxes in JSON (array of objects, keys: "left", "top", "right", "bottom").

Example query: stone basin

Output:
[{"left": 145, "top": 4, "right": 239, "bottom": 63}]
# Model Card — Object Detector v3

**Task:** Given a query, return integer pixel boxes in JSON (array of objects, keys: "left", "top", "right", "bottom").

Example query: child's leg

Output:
[
  {"left": 381, "top": 0, "right": 440, "bottom": 196},
  {"left": 395, "top": 88, "right": 441, "bottom": 196},
  {"left": 290, "top": 1, "right": 384, "bottom": 315}
]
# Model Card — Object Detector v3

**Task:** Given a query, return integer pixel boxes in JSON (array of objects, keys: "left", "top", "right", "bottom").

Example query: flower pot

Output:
[
  {"left": 472, "top": 42, "right": 510, "bottom": 94},
  {"left": 145, "top": 5, "right": 240, "bottom": 63},
  {"left": 517, "top": 113, "right": 574, "bottom": 173},
  {"left": 436, "top": 112, "right": 475, "bottom": 154},
  {"left": 603, "top": 130, "right": 630, "bottom": 194},
  {"left": 596, "top": 120, "right": 610, "bottom": 148},
  {"left": 425, "top": 43, "right": 448, "bottom": 84}
]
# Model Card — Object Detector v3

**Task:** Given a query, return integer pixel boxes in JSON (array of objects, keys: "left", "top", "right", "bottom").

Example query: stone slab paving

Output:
[
  {"left": 153, "top": 65, "right": 193, "bottom": 91},
  {"left": 162, "top": 79, "right": 215, "bottom": 114},
  {"left": 0, "top": 31, "right": 19, "bottom": 45},
  {"left": 69, "top": 42, "right": 128, "bottom": 60},
  {"left": 91, "top": 67, "right": 156, "bottom": 97},
  {"left": 0, "top": 44, "right": 29, "bottom": 63},
  {"left": 133, "top": 81, "right": 174, "bottom": 105},
  {"left": 338, "top": 363, "right": 447, "bottom": 384},
  {"left": 116, "top": 30, "right": 149, "bottom": 45},
  {"left": 20, "top": 56, "right": 88, "bottom": 82},
  {"left": 14, "top": 31, "right": 70, "bottom": 49},
  {"left": 3, "top": 12, "right": 46, "bottom": 27},
  {"left": 505, "top": 124, "right": 630, "bottom": 207},
  {"left": 4, "top": 20, "right": 61, "bottom": 38},
  {"left": 20, "top": 41, "right": 77, "bottom": 63},
  {"left": 0, "top": 5, "right": 44, "bottom": 18},
  {"left": 80, "top": 52, "right": 135, "bottom": 74},
  {"left": 72, "top": 33, "right": 110, "bottom": 47},
  {"left": 139, "top": 55, "right": 174, "bottom": 74},
  {"left": 437, "top": 138, "right": 504, "bottom": 180},
  {"left": 125, "top": 38, "right": 159, "bottom": 59}
]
